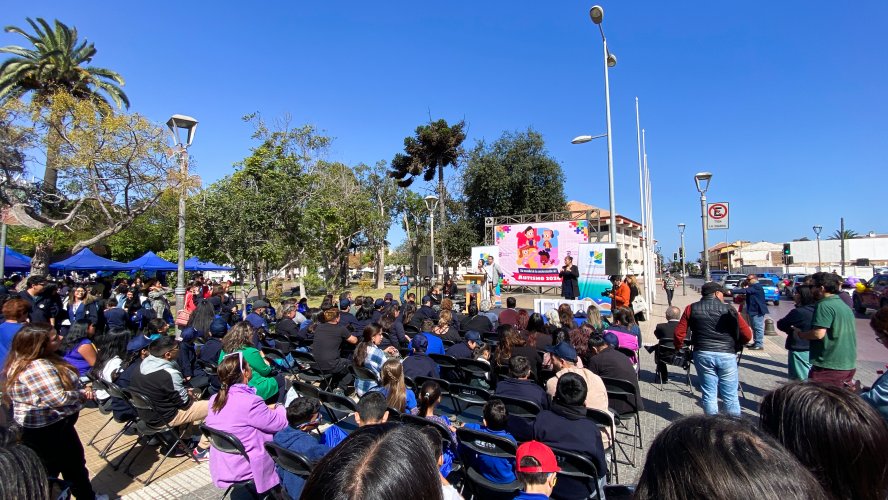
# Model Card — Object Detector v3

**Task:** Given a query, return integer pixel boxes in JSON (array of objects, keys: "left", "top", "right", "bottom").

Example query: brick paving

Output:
[{"left": 84, "top": 279, "right": 882, "bottom": 497}]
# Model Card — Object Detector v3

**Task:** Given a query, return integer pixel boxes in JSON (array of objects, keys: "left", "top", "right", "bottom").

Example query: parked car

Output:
[
  {"left": 757, "top": 279, "right": 781, "bottom": 306},
  {"left": 710, "top": 270, "right": 728, "bottom": 283},
  {"left": 721, "top": 274, "right": 747, "bottom": 296},
  {"left": 853, "top": 274, "right": 888, "bottom": 314}
]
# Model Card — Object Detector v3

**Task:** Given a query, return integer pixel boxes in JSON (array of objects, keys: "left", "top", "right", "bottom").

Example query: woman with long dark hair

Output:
[
  {"left": 61, "top": 320, "right": 98, "bottom": 378},
  {"left": 205, "top": 353, "right": 288, "bottom": 496},
  {"left": 4, "top": 323, "right": 105, "bottom": 500},
  {"left": 89, "top": 329, "right": 132, "bottom": 401},
  {"left": 353, "top": 324, "right": 391, "bottom": 395},
  {"left": 776, "top": 284, "right": 815, "bottom": 380},
  {"left": 220, "top": 322, "right": 283, "bottom": 403}
]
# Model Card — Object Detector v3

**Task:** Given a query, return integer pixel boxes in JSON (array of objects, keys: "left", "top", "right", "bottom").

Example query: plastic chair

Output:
[
  {"left": 456, "top": 427, "right": 521, "bottom": 499},
  {"left": 265, "top": 442, "right": 313, "bottom": 480},
  {"left": 88, "top": 377, "right": 138, "bottom": 458},
  {"left": 600, "top": 376, "right": 643, "bottom": 468},
  {"left": 200, "top": 424, "right": 255, "bottom": 499},
  {"left": 352, "top": 365, "right": 380, "bottom": 390},
  {"left": 317, "top": 390, "right": 358, "bottom": 430},
  {"left": 550, "top": 447, "right": 603, "bottom": 500},
  {"left": 449, "top": 383, "right": 491, "bottom": 422},
  {"left": 494, "top": 395, "right": 541, "bottom": 420},
  {"left": 585, "top": 408, "right": 618, "bottom": 483},
  {"left": 457, "top": 358, "right": 495, "bottom": 388},
  {"left": 291, "top": 351, "right": 334, "bottom": 390}
]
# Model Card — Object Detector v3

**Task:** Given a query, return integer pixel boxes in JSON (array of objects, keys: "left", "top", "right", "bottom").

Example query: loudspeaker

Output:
[
  {"left": 419, "top": 255, "right": 434, "bottom": 278},
  {"left": 605, "top": 248, "right": 622, "bottom": 276}
]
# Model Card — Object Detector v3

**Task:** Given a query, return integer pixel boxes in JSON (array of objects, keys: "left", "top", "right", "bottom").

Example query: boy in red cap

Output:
[{"left": 515, "top": 441, "right": 560, "bottom": 499}]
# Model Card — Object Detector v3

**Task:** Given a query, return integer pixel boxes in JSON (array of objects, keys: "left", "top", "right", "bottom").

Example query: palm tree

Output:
[
  {"left": 829, "top": 229, "right": 859, "bottom": 240},
  {"left": 0, "top": 18, "right": 129, "bottom": 191},
  {"left": 389, "top": 119, "right": 466, "bottom": 275}
]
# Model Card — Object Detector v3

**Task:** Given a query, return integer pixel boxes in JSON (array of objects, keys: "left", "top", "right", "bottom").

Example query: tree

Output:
[
  {"left": 462, "top": 128, "right": 566, "bottom": 238},
  {"left": 829, "top": 229, "right": 859, "bottom": 240},
  {"left": 394, "top": 190, "right": 431, "bottom": 277},
  {"left": 389, "top": 119, "right": 467, "bottom": 267},
  {"left": 356, "top": 161, "right": 401, "bottom": 289},
  {"left": 1, "top": 18, "right": 128, "bottom": 193},
  {"left": 0, "top": 92, "right": 178, "bottom": 274}
]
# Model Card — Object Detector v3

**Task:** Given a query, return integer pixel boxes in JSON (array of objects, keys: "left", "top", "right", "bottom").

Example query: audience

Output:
[
  {"left": 220, "top": 322, "right": 285, "bottom": 404},
  {"left": 461, "top": 304, "right": 494, "bottom": 333},
  {"left": 129, "top": 335, "right": 211, "bottom": 461},
  {"left": 461, "top": 399, "right": 517, "bottom": 484},
  {"left": 205, "top": 353, "right": 288, "bottom": 497},
  {"left": 322, "top": 391, "right": 390, "bottom": 448},
  {"left": 60, "top": 320, "right": 98, "bottom": 378},
  {"left": 273, "top": 397, "right": 329, "bottom": 499},
  {"left": 353, "top": 323, "right": 395, "bottom": 395},
  {"left": 0, "top": 298, "right": 28, "bottom": 367},
  {"left": 495, "top": 355, "right": 550, "bottom": 410},
  {"left": 300, "top": 424, "right": 444, "bottom": 500},
  {"left": 650, "top": 305, "right": 680, "bottom": 383},
  {"left": 760, "top": 381, "right": 888, "bottom": 500},
  {"left": 414, "top": 319, "right": 445, "bottom": 355},
  {"left": 418, "top": 427, "right": 464, "bottom": 500},
  {"left": 310, "top": 307, "right": 358, "bottom": 393},
  {"left": 372, "top": 358, "right": 418, "bottom": 413},
  {"left": 412, "top": 380, "right": 458, "bottom": 476},
  {"left": 544, "top": 342, "right": 608, "bottom": 413},
  {"left": 496, "top": 324, "right": 541, "bottom": 379},
  {"left": 585, "top": 333, "right": 642, "bottom": 415},
  {"left": 446, "top": 330, "right": 481, "bottom": 359},
  {"left": 498, "top": 297, "right": 519, "bottom": 326},
  {"left": 514, "top": 441, "right": 560, "bottom": 500},
  {"left": 403, "top": 334, "right": 440, "bottom": 379},
  {"left": 635, "top": 414, "right": 829, "bottom": 500},
  {"left": 4, "top": 323, "right": 107, "bottom": 500},
  {"left": 533, "top": 372, "right": 607, "bottom": 499}
]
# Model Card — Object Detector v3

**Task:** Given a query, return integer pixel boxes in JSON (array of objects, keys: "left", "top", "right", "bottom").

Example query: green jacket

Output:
[{"left": 218, "top": 346, "right": 278, "bottom": 401}]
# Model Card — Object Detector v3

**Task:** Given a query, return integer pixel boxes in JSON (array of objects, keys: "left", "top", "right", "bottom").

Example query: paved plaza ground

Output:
[{"left": 76, "top": 281, "right": 884, "bottom": 498}]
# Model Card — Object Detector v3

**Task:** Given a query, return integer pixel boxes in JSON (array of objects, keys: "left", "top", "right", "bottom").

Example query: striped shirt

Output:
[{"left": 8, "top": 359, "right": 83, "bottom": 428}]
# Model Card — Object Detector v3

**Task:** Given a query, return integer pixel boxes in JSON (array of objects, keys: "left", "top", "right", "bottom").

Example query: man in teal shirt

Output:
[
  {"left": 398, "top": 271, "right": 410, "bottom": 304},
  {"left": 798, "top": 272, "right": 857, "bottom": 387}
]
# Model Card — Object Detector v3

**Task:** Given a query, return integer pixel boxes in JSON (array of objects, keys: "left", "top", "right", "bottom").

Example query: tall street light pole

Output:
[
  {"left": 813, "top": 225, "right": 823, "bottom": 271},
  {"left": 678, "top": 223, "right": 687, "bottom": 296},
  {"left": 694, "top": 172, "right": 713, "bottom": 282},
  {"left": 166, "top": 114, "right": 198, "bottom": 319},
  {"left": 590, "top": 5, "right": 617, "bottom": 244},
  {"left": 424, "top": 194, "right": 439, "bottom": 280}
]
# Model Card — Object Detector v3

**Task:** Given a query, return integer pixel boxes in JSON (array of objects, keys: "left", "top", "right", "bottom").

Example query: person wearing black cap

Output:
[
  {"left": 674, "top": 281, "right": 752, "bottom": 416},
  {"left": 446, "top": 330, "right": 481, "bottom": 359},
  {"left": 402, "top": 333, "right": 439, "bottom": 379},
  {"left": 246, "top": 299, "right": 270, "bottom": 332}
]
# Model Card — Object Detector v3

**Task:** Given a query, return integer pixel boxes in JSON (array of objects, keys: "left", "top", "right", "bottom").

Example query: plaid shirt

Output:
[
  {"left": 7, "top": 359, "right": 83, "bottom": 428},
  {"left": 355, "top": 344, "right": 387, "bottom": 396},
  {"left": 664, "top": 277, "right": 677, "bottom": 290}
]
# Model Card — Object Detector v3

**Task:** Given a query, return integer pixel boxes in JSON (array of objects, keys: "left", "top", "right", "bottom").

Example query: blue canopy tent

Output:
[
  {"left": 49, "top": 248, "right": 130, "bottom": 272},
  {"left": 185, "top": 256, "right": 234, "bottom": 272},
  {"left": 124, "top": 251, "right": 178, "bottom": 272},
  {"left": 4, "top": 246, "right": 32, "bottom": 272}
]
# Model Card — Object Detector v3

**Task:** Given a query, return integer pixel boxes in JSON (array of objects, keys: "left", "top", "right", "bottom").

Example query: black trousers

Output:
[
  {"left": 21, "top": 413, "right": 96, "bottom": 500},
  {"left": 665, "top": 289, "right": 674, "bottom": 306}
]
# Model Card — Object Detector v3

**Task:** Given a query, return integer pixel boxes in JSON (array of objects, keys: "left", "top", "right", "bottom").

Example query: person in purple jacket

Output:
[{"left": 205, "top": 352, "right": 288, "bottom": 496}]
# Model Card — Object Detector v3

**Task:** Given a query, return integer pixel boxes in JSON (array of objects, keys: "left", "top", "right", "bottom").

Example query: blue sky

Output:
[{"left": 4, "top": 1, "right": 886, "bottom": 260}]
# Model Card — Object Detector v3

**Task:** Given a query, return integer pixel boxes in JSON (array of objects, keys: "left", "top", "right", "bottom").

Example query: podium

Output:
[{"left": 462, "top": 273, "right": 486, "bottom": 313}]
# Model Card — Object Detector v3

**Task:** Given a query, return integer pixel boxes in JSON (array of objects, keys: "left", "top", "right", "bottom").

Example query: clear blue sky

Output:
[{"left": 4, "top": 2, "right": 886, "bottom": 260}]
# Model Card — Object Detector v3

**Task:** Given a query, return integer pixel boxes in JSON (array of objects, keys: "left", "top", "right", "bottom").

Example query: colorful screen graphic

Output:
[
  {"left": 494, "top": 221, "right": 590, "bottom": 286},
  {"left": 577, "top": 242, "right": 617, "bottom": 314}
]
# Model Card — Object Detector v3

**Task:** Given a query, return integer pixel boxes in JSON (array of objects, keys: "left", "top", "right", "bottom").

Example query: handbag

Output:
[
  {"left": 632, "top": 295, "right": 648, "bottom": 320},
  {"left": 671, "top": 347, "right": 692, "bottom": 369},
  {"left": 175, "top": 308, "right": 191, "bottom": 327}
]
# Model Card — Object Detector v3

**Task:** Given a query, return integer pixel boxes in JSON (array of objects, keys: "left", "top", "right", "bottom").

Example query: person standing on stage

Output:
[
  {"left": 559, "top": 256, "right": 580, "bottom": 300},
  {"left": 485, "top": 255, "right": 503, "bottom": 301}
]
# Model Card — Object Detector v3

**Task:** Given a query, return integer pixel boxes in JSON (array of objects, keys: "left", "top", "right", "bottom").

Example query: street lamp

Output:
[
  {"left": 678, "top": 223, "right": 687, "bottom": 296},
  {"left": 694, "top": 171, "right": 713, "bottom": 282},
  {"left": 813, "top": 225, "right": 823, "bottom": 271},
  {"left": 166, "top": 114, "right": 198, "bottom": 319},
  {"left": 585, "top": 5, "right": 618, "bottom": 245},
  {"left": 423, "top": 194, "right": 439, "bottom": 280}
]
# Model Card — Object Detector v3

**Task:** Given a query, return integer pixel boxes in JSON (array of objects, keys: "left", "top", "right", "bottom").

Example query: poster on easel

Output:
[{"left": 577, "top": 242, "right": 617, "bottom": 315}]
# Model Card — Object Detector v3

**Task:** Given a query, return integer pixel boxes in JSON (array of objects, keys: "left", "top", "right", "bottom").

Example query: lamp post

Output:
[
  {"left": 166, "top": 114, "right": 198, "bottom": 318},
  {"left": 584, "top": 5, "right": 618, "bottom": 244},
  {"left": 813, "top": 225, "right": 823, "bottom": 271},
  {"left": 678, "top": 223, "right": 687, "bottom": 296},
  {"left": 694, "top": 172, "right": 713, "bottom": 282},
  {"left": 424, "top": 194, "right": 439, "bottom": 280}
]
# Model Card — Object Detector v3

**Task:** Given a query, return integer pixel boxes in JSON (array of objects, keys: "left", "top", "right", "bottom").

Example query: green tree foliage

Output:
[
  {"left": 0, "top": 92, "right": 177, "bottom": 274},
  {"left": 829, "top": 229, "right": 859, "bottom": 240},
  {"left": 462, "top": 128, "right": 566, "bottom": 239},
  {"left": 356, "top": 160, "right": 402, "bottom": 288},
  {"left": 1, "top": 18, "right": 128, "bottom": 193}
]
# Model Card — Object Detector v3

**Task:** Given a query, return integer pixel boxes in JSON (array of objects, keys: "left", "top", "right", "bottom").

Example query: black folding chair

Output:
[
  {"left": 430, "top": 353, "right": 460, "bottom": 381},
  {"left": 736, "top": 347, "right": 746, "bottom": 400},
  {"left": 586, "top": 408, "right": 618, "bottom": 483},
  {"left": 449, "top": 383, "right": 491, "bottom": 423},
  {"left": 318, "top": 390, "right": 359, "bottom": 432},
  {"left": 87, "top": 377, "right": 138, "bottom": 458},
  {"left": 456, "top": 427, "right": 521, "bottom": 499},
  {"left": 457, "top": 358, "right": 495, "bottom": 389},
  {"left": 352, "top": 365, "right": 380, "bottom": 392},
  {"left": 291, "top": 351, "right": 334, "bottom": 390},
  {"left": 600, "top": 376, "right": 643, "bottom": 468},
  {"left": 121, "top": 389, "right": 197, "bottom": 485},
  {"left": 265, "top": 442, "right": 313, "bottom": 485},
  {"left": 415, "top": 376, "right": 458, "bottom": 415},
  {"left": 550, "top": 447, "right": 603, "bottom": 500},
  {"left": 261, "top": 346, "right": 295, "bottom": 373},
  {"left": 200, "top": 424, "right": 256, "bottom": 499},
  {"left": 85, "top": 376, "right": 120, "bottom": 447},
  {"left": 401, "top": 413, "right": 460, "bottom": 476},
  {"left": 494, "top": 395, "right": 541, "bottom": 420}
]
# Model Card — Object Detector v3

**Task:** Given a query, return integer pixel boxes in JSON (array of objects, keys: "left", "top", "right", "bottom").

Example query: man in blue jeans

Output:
[
  {"left": 673, "top": 282, "right": 752, "bottom": 415},
  {"left": 732, "top": 274, "right": 769, "bottom": 350}
]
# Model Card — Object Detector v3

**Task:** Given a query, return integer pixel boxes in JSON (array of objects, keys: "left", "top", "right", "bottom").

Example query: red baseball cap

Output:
[{"left": 516, "top": 441, "right": 560, "bottom": 473}]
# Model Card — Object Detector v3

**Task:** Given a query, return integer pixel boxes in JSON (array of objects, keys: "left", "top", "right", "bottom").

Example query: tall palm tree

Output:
[
  {"left": 829, "top": 229, "right": 859, "bottom": 240},
  {"left": 0, "top": 17, "right": 129, "bottom": 191},
  {"left": 389, "top": 119, "right": 466, "bottom": 275}
]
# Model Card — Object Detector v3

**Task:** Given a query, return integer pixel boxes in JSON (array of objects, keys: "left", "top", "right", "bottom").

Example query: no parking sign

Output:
[{"left": 707, "top": 202, "right": 729, "bottom": 229}]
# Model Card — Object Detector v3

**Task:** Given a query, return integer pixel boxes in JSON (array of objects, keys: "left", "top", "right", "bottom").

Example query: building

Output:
[
  {"left": 565, "top": 201, "right": 646, "bottom": 275},
  {"left": 785, "top": 235, "right": 888, "bottom": 269}
]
